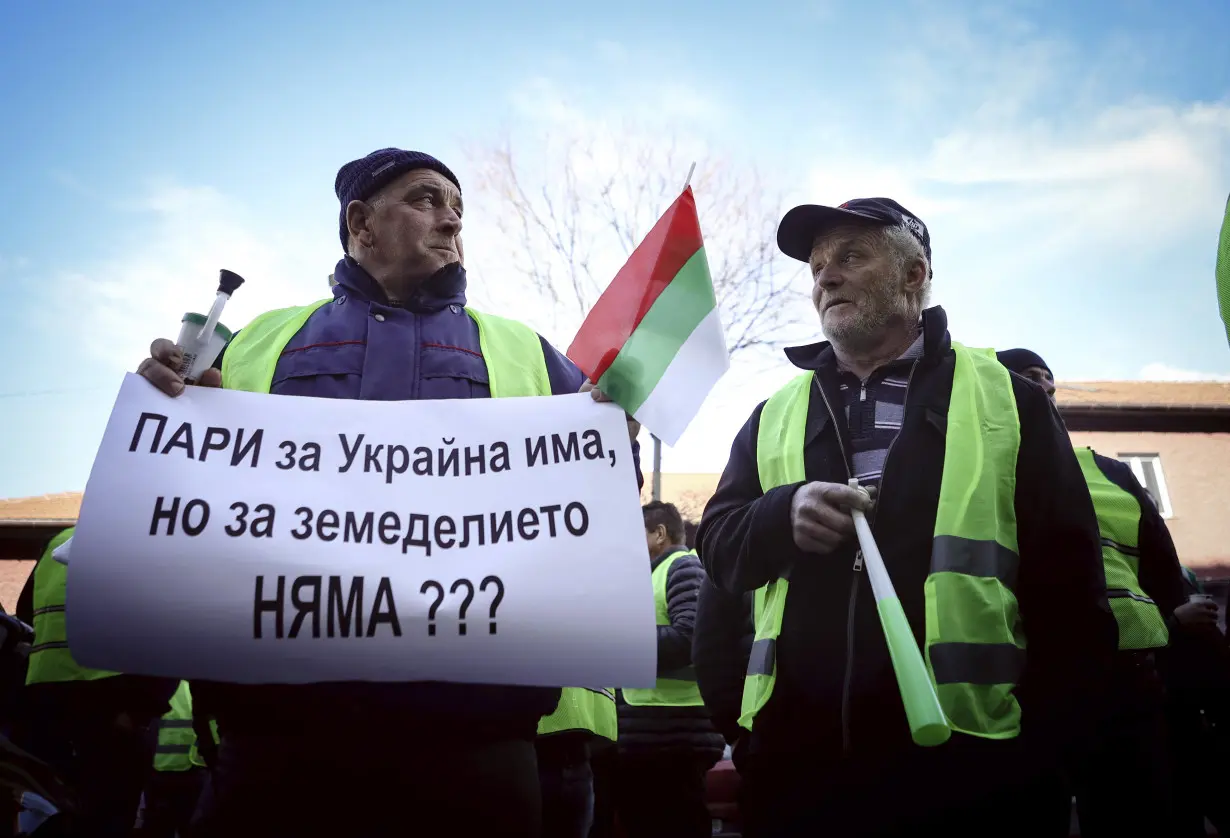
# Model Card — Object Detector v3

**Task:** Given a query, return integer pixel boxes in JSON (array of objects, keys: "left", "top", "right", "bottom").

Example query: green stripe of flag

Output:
[{"left": 596, "top": 247, "right": 715, "bottom": 413}]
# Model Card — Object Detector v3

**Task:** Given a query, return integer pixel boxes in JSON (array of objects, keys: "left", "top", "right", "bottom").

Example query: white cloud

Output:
[
  {"left": 803, "top": 99, "right": 1230, "bottom": 257},
  {"left": 464, "top": 17, "right": 1230, "bottom": 474},
  {"left": 46, "top": 181, "right": 336, "bottom": 371},
  {"left": 1138, "top": 363, "right": 1230, "bottom": 382},
  {"left": 31, "top": 13, "right": 1229, "bottom": 485}
]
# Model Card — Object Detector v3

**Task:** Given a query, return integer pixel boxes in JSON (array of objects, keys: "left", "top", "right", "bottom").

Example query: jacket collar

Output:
[
  {"left": 331, "top": 255, "right": 468, "bottom": 313},
  {"left": 650, "top": 544, "right": 690, "bottom": 572},
  {"left": 782, "top": 305, "right": 952, "bottom": 372}
]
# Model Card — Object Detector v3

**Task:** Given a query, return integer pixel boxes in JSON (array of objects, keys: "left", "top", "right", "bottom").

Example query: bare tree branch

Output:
[{"left": 468, "top": 127, "right": 804, "bottom": 357}]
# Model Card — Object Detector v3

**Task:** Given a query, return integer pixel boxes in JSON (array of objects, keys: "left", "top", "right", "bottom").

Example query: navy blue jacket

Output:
[{"left": 203, "top": 256, "right": 642, "bottom": 742}]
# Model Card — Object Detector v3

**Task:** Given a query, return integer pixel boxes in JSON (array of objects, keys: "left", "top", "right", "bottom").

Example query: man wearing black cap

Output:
[
  {"left": 695, "top": 198, "right": 1116, "bottom": 836},
  {"left": 134, "top": 149, "right": 642, "bottom": 836},
  {"left": 997, "top": 348, "right": 1200, "bottom": 838}
]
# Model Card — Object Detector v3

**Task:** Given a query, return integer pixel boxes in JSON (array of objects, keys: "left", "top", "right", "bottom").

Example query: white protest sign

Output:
[{"left": 66, "top": 374, "right": 656, "bottom": 688}]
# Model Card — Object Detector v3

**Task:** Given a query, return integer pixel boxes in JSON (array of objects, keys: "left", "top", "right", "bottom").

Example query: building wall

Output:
[
  {"left": 0, "top": 528, "right": 67, "bottom": 614},
  {"left": 1069, "top": 431, "right": 1230, "bottom": 570},
  {"left": 642, "top": 474, "right": 721, "bottom": 522},
  {"left": 0, "top": 561, "right": 33, "bottom": 613}
]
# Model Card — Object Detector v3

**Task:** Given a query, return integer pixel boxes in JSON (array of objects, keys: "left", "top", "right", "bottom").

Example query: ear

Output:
[
  {"left": 345, "top": 200, "right": 374, "bottom": 251},
  {"left": 902, "top": 258, "right": 927, "bottom": 296}
]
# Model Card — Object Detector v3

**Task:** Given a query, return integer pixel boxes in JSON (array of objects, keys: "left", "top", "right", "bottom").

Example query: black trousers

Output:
[
  {"left": 587, "top": 742, "right": 618, "bottom": 838},
  {"left": 136, "top": 767, "right": 206, "bottom": 838},
  {"left": 43, "top": 719, "right": 156, "bottom": 837},
  {"left": 738, "top": 736, "right": 1063, "bottom": 838},
  {"left": 615, "top": 753, "right": 711, "bottom": 838},
  {"left": 1073, "top": 654, "right": 1173, "bottom": 838},
  {"left": 537, "top": 747, "right": 594, "bottom": 838},
  {"left": 189, "top": 734, "right": 540, "bottom": 837},
  {"left": 1167, "top": 690, "right": 1230, "bottom": 837}
]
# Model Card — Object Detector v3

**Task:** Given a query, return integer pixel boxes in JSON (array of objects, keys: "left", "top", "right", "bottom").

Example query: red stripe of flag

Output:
[{"left": 567, "top": 186, "right": 703, "bottom": 382}]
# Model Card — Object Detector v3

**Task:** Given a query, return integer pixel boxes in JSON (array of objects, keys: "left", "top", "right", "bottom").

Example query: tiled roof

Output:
[
  {"left": 0, "top": 492, "right": 82, "bottom": 524},
  {"left": 1056, "top": 381, "right": 1229, "bottom": 408}
]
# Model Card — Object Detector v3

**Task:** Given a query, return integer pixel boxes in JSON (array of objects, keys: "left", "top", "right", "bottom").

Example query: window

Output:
[{"left": 1117, "top": 454, "right": 1173, "bottom": 518}]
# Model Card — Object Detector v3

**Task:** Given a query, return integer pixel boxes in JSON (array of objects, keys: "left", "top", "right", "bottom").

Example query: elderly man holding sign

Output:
[
  {"left": 128, "top": 149, "right": 643, "bottom": 837},
  {"left": 695, "top": 197, "right": 1117, "bottom": 837}
]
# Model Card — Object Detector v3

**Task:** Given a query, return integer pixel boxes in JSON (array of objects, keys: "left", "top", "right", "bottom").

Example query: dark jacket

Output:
[
  {"left": 1161, "top": 572, "right": 1230, "bottom": 697},
  {"left": 693, "top": 574, "right": 753, "bottom": 746},
  {"left": 696, "top": 306, "right": 1116, "bottom": 768},
  {"left": 617, "top": 547, "right": 724, "bottom": 764},
  {"left": 1086, "top": 450, "right": 1186, "bottom": 622},
  {"left": 199, "top": 256, "right": 642, "bottom": 744}
]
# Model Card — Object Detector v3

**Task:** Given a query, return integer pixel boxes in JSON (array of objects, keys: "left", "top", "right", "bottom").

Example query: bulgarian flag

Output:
[
  {"left": 1218, "top": 192, "right": 1230, "bottom": 347},
  {"left": 567, "top": 186, "right": 729, "bottom": 446}
]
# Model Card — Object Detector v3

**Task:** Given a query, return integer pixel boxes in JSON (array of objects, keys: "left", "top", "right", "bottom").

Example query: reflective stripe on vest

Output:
[
  {"left": 537, "top": 687, "right": 618, "bottom": 741},
  {"left": 154, "top": 681, "right": 196, "bottom": 773},
  {"left": 25, "top": 527, "right": 118, "bottom": 686},
  {"left": 744, "top": 343, "right": 1025, "bottom": 739},
  {"left": 220, "top": 299, "right": 552, "bottom": 399},
  {"left": 623, "top": 550, "right": 704, "bottom": 707},
  {"left": 1074, "top": 447, "right": 1169, "bottom": 651}
]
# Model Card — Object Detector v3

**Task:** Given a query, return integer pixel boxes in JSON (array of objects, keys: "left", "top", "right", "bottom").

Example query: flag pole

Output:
[{"left": 650, "top": 162, "right": 699, "bottom": 503}]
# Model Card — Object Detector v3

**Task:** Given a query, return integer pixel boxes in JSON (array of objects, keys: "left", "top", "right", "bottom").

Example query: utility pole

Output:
[{"left": 651, "top": 435, "right": 662, "bottom": 501}]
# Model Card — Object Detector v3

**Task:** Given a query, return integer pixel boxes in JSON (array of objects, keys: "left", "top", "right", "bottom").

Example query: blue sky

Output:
[{"left": 1, "top": 0, "right": 1228, "bottom": 498}]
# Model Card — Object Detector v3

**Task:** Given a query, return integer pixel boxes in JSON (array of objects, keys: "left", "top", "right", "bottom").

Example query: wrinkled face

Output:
[
  {"left": 809, "top": 225, "right": 912, "bottom": 348},
  {"left": 1020, "top": 365, "right": 1056, "bottom": 405},
  {"left": 348, "top": 168, "right": 464, "bottom": 285}
]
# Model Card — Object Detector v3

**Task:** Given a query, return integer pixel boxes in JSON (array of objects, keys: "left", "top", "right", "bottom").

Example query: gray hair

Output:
[{"left": 879, "top": 224, "right": 932, "bottom": 309}]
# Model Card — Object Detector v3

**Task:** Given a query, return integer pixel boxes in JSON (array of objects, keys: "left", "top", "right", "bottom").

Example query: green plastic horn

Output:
[{"left": 848, "top": 479, "right": 951, "bottom": 747}]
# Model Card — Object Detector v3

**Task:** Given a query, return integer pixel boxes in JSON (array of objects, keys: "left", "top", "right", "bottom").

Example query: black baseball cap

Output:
[{"left": 777, "top": 197, "right": 933, "bottom": 273}]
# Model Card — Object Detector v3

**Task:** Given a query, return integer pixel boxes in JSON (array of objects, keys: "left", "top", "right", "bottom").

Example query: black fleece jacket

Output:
[
  {"left": 693, "top": 574, "right": 753, "bottom": 746},
  {"left": 617, "top": 547, "right": 724, "bottom": 763},
  {"left": 695, "top": 306, "right": 1117, "bottom": 769}
]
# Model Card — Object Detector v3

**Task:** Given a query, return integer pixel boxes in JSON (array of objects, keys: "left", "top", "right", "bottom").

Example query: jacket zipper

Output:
[
  {"left": 812, "top": 376, "right": 860, "bottom": 754},
  {"left": 841, "top": 549, "right": 863, "bottom": 754},
  {"left": 823, "top": 359, "right": 920, "bottom": 755}
]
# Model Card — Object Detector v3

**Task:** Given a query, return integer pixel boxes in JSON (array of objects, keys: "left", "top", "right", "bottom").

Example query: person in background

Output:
[
  {"left": 589, "top": 517, "right": 706, "bottom": 838},
  {"left": 134, "top": 680, "right": 208, "bottom": 838},
  {"left": 536, "top": 686, "right": 617, "bottom": 838},
  {"left": 22, "top": 527, "right": 178, "bottom": 837},
  {"left": 998, "top": 348, "right": 1186, "bottom": 837},
  {"left": 697, "top": 197, "right": 1115, "bottom": 836},
  {"left": 1162, "top": 566, "right": 1230, "bottom": 836},
  {"left": 135, "top": 148, "right": 642, "bottom": 837},
  {"left": 615, "top": 502, "right": 724, "bottom": 838}
]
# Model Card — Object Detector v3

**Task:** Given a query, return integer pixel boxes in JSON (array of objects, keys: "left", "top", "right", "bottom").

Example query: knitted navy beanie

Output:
[
  {"left": 996, "top": 348, "right": 1052, "bottom": 378},
  {"left": 335, "top": 149, "right": 461, "bottom": 252}
]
